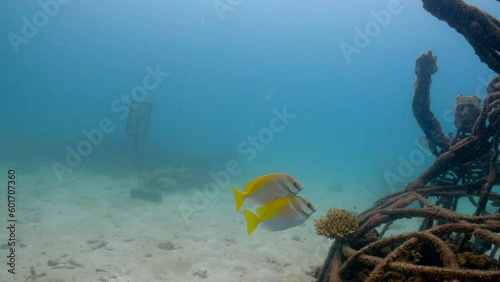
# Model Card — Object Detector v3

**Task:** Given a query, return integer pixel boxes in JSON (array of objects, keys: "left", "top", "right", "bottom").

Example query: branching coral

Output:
[{"left": 314, "top": 208, "right": 359, "bottom": 240}]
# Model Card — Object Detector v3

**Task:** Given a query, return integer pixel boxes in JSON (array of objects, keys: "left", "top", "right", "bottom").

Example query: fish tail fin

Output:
[
  {"left": 232, "top": 186, "right": 246, "bottom": 211},
  {"left": 243, "top": 209, "right": 260, "bottom": 235}
]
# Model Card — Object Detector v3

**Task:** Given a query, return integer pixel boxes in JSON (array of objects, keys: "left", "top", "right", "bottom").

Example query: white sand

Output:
[
  {"left": 6, "top": 160, "right": 495, "bottom": 282},
  {"left": 1, "top": 170, "right": 344, "bottom": 282}
]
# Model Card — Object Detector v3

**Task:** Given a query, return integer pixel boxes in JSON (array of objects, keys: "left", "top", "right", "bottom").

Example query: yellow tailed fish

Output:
[
  {"left": 232, "top": 173, "right": 304, "bottom": 211},
  {"left": 243, "top": 195, "right": 316, "bottom": 235}
]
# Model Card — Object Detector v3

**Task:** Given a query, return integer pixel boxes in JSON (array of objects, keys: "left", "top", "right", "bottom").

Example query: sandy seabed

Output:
[{"left": 0, "top": 169, "right": 364, "bottom": 282}]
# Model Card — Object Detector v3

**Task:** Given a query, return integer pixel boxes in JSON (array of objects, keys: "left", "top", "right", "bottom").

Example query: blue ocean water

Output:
[
  {"left": 1, "top": 1, "right": 498, "bottom": 182},
  {"left": 1, "top": 1, "right": 497, "bottom": 176},
  {"left": 0, "top": 1, "right": 499, "bottom": 281}
]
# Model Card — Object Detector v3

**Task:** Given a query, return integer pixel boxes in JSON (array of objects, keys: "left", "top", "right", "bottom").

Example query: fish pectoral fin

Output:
[
  {"left": 232, "top": 186, "right": 246, "bottom": 211},
  {"left": 243, "top": 209, "right": 260, "bottom": 235}
]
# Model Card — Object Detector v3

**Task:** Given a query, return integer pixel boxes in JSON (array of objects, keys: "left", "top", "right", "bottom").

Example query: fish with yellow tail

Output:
[
  {"left": 243, "top": 195, "right": 316, "bottom": 235},
  {"left": 232, "top": 173, "right": 304, "bottom": 211}
]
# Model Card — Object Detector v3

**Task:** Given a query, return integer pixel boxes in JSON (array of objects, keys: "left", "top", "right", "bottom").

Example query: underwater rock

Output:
[
  {"left": 221, "top": 236, "right": 237, "bottom": 245},
  {"left": 47, "top": 254, "right": 82, "bottom": 270},
  {"left": 47, "top": 253, "right": 68, "bottom": 267},
  {"left": 193, "top": 269, "right": 208, "bottom": 278},
  {"left": 157, "top": 241, "right": 176, "bottom": 250},
  {"left": 86, "top": 239, "right": 108, "bottom": 251},
  {"left": 143, "top": 166, "right": 192, "bottom": 192}
]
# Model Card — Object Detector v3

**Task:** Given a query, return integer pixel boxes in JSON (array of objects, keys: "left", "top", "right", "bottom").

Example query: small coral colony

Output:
[{"left": 232, "top": 172, "right": 358, "bottom": 239}]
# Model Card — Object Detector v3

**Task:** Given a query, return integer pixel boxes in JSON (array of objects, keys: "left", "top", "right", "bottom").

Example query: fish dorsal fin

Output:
[{"left": 243, "top": 173, "right": 281, "bottom": 192}]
